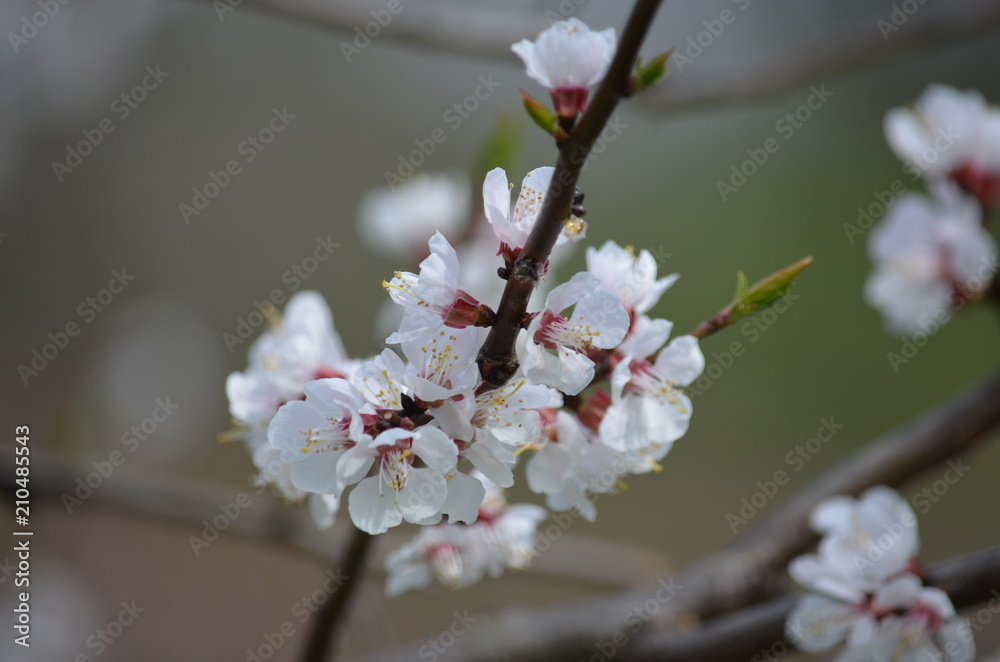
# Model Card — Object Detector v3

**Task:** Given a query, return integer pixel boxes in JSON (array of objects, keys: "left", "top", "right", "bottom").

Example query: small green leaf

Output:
[
  {"left": 633, "top": 50, "right": 672, "bottom": 93},
  {"left": 729, "top": 256, "right": 814, "bottom": 320},
  {"left": 519, "top": 89, "right": 559, "bottom": 137}
]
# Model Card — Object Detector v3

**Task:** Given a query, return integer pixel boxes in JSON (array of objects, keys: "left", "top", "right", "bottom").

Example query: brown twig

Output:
[
  {"left": 301, "top": 526, "right": 373, "bottom": 662},
  {"left": 477, "top": 0, "right": 665, "bottom": 388}
]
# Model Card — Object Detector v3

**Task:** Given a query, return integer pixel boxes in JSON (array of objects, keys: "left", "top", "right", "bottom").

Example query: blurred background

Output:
[{"left": 2, "top": 0, "right": 1000, "bottom": 660}]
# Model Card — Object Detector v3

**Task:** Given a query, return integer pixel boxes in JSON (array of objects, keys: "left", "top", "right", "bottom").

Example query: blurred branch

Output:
[
  {"left": 351, "top": 367, "right": 1000, "bottom": 662},
  {"left": 181, "top": 0, "right": 1000, "bottom": 112},
  {"left": 302, "top": 526, "right": 373, "bottom": 662},
  {"left": 187, "top": 0, "right": 549, "bottom": 59},
  {"left": 645, "top": 0, "right": 1000, "bottom": 113},
  {"left": 624, "top": 544, "right": 1000, "bottom": 662}
]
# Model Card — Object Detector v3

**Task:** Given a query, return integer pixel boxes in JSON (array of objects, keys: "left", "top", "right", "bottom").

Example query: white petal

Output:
[
  {"left": 438, "top": 471, "right": 487, "bottom": 524},
  {"left": 397, "top": 468, "right": 448, "bottom": 522},
  {"left": 348, "top": 477, "right": 403, "bottom": 534},
  {"left": 412, "top": 427, "right": 458, "bottom": 473},
  {"left": 785, "top": 594, "right": 858, "bottom": 652},
  {"left": 654, "top": 335, "right": 705, "bottom": 386}
]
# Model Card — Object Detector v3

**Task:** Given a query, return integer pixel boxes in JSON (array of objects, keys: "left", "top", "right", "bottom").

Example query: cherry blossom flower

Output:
[
  {"left": 226, "top": 292, "right": 357, "bottom": 526},
  {"left": 789, "top": 486, "right": 920, "bottom": 602},
  {"left": 512, "top": 18, "right": 616, "bottom": 119},
  {"left": 358, "top": 172, "right": 470, "bottom": 259},
  {"left": 523, "top": 271, "right": 629, "bottom": 395},
  {"left": 384, "top": 232, "right": 488, "bottom": 343},
  {"left": 885, "top": 84, "right": 1000, "bottom": 203},
  {"left": 525, "top": 410, "right": 624, "bottom": 521},
  {"left": 788, "top": 575, "right": 973, "bottom": 662},
  {"left": 483, "top": 166, "right": 573, "bottom": 261},
  {"left": 399, "top": 326, "right": 480, "bottom": 403},
  {"left": 266, "top": 378, "right": 369, "bottom": 497},
  {"left": 786, "top": 486, "right": 973, "bottom": 662},
  {"left": 600, "top": 330, "right": 704, "bottom": 453},
  {"left": 343, "top": 426, "right": 476, "bottom": 535},
  {"left": 384, "top": 474, "right": 547, "bottom": 596},
  {"left": 865, "top": 185, "right": 997, "bottom": 335},
  {"left": 585, "top": 240, "right": 679, "bottom": 317}
]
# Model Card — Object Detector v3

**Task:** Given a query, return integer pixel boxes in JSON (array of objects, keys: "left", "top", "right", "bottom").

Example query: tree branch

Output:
[
  {"left": 644, "top": 0, "right": 1000, "bottom": 113},
  {"left": 302, "top": 526, "right": 373, "bottom": 662},
  {"left": 624, "top": 544, "right": 1000, "bottom": 662},
  {"left": 351, "top": 367, "right": 1000, "bottom": 662},
  {"left": 477, "top": 0, "right": 665, "bottom": 387},
  {"left": 186, "top": 0, "right": 549, "bottom": 60}
]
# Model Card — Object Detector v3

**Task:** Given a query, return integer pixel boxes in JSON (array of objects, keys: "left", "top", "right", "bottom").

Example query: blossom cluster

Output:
[
  {"left": 786, "top": 486, "right": 973, "bottom": 662},
  {"left": 866, "top": 84, "right": 999, "bottom": 334}
]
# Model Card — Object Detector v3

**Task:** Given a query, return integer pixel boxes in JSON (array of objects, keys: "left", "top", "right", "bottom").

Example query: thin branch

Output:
[
  {"left": 352, "top": 367, "right": 1000, "bottom": 662},
  {"left": 184, "top": 0, "right": 549, "bottom": 60},
  {"left": 302, "top": 526, "right": 373, "bottom": 662},
  {"left": 477, "top": 0, "right": 665, "bottom": 387},
  {"left": 624, "top": 544, "right": 1000, "bottom": 662},
  {"left": 644, "top": 0, "right": 1000, "bottom": 113},
  {"left": 180, "top": 0, "right": 1000, "bottom": 113}
]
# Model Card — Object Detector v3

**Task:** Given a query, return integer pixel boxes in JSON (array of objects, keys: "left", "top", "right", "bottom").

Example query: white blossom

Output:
[
  {"left": 523, "top": 271, "right": 629, "bottom": 395},
  {"left": 885, "top": 84, "right": 1000, "bottom": 186},
  {"left": 512, "top": 18, "right": 616, "bottom": 118},
  {"left": 865, "top": 185, "right": 996, "bottom": 335},
  {"left": 586, "top": 240, "right": 679, "bottom": 316},
  {"left": 384, "top": 232, "right": 485, "bottom": 343},
  {"left": 358, "top": 172, "right": 470, "bottom": 259}
]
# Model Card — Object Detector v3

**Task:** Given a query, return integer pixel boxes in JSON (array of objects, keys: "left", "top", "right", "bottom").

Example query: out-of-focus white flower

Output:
[
  {"left": 600, "top": 333, "right": 704, "bottom": 453},
  {"left": 512, "top": 18, "right": 616, "bottom": 118},
  {"left": 789, "top": 486, "right": 920, "bottom": 603},
  {"left": 384, "top": 473, "right": 547, "bottom": 596},
  {"left": 586, "top": 241, "right": 679, "bottom": 316},
  {"left": 788, "top": 574, "right": 973, "bottom": 662},
  {"left": 786, "top": 486, "right": 973, "bottom": 662},
  {"left": 865, "top": 185, "right": 997, "bottom": 335},
  {"left": 226, "top": 292, "right": 358, "bottom": 527},
  {"left": 525, "top": 409, "right": 624, "bottom": 521},
  {"left": 885, "top": 84, "right": 1000, "bottom": 202},
  {"left": 384, "top": 232, "right": 487, "bottom": 343},
  {"left": 358, "top": 172, "right": 471, "bottom": 259},
  {"left": 523, "top": 271, "right": 629, "bottom": 395}
]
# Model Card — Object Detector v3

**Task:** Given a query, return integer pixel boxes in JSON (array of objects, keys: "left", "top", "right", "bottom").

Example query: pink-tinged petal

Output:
[{"left": 348, "top": 477, "right": 404, "bottom": 534}]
